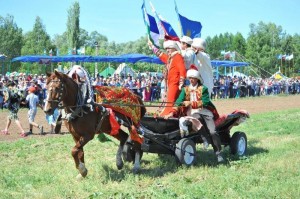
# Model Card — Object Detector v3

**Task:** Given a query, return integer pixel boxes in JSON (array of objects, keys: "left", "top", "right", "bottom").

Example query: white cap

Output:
[
  {"left": 163, "top": 40, "right": 180, "bottom": 51},
  {"left": 192, "top": 38, "right": 206, "bottom": 50},
  {"left": 180, "top": 36, "right": 193, "bottom": 45},
  {"left": 186, "top": 65, "right": 203, "bottom": 82}
]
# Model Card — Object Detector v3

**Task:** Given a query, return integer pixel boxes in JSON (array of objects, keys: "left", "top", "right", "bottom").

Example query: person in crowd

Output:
[
  {"left": 24, "top": 86, "right": 43, "bottom": 135},
  {"left": 160, "top": 74, "right": 166, "bottom": 101},
  {"left": 143, "top": 82, "right": 152, "bottom": 102},
  {"left": 148, "top": 39, "right": 186, "bottom": 116},
  {"left": 212, "top": 77, "right": 220, "bottom": 99},
  {"left": 240, "top": 77, "right": 247, "bottom": 97},
  {"left": 165, "top": 66, "right": 224, "bottom": 162},
  {"left": 0, "top": 81, "right": 4, "bottom": 110},
  {"left": 1, "top": 81, "right": 26, "bottom": 137},
  {"left": 191, "top": 38, "right": 214, "bottom": 97},
  {"left": 46, "top": 107, "right": 59, "bottom": 134}
]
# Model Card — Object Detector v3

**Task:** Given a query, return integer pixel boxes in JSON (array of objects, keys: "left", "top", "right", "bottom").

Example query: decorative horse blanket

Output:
[{"left": 94, "top": 86, "right": 142, "bottom": 125}]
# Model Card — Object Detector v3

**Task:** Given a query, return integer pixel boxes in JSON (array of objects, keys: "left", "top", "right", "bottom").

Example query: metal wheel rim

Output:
[
  {"left": 237, "top": 137, "right": 246, "bottom": 155},
  {"left": 183, "top": 145, "right": 194, "bottom": 165}
]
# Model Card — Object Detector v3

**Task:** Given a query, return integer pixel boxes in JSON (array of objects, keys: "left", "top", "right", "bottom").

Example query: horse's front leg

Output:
[{"left": 71, "top": 136, "right": 90, "bottom": 178}]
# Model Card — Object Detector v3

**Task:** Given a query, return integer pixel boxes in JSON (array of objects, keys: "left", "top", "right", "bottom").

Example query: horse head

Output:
[{"left": 44, "top": 70, "right": 78, "bottom": 115}]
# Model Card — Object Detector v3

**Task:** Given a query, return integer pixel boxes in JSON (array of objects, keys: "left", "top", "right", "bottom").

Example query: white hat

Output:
[
  {"left": 163, "top": 40, "right": 180, "bottom": 51},
  {"left": 192, "top": 38, "right": 206, "bottom": 50},
  {"left": 187, "top": 65, "right": 203, "bottom": 82},
  {"left": 180, "top": 36, "right": 193, "bottom": 45}
]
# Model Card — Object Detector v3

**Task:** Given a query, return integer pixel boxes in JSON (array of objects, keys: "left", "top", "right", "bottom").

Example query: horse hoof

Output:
[
  {"left": 132, "top": 166, "right": 140, "bottom": 174},
  {"left": 116, "top": 161, "right": 124, "bottom": 170},
  {"left": 76, "top": 174, "right": 84, "bottom": 181},
  {"left": 80, "top": 168, "right": 88, "bottom": 178}
]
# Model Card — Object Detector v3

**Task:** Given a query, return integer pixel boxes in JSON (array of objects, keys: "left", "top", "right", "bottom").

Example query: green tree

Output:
[
  {"left": 232, "top": 32, "right": 247, "bottom": 57},
  {"left": 52, "top": 32, "right": 68, "bottom": 55},
  {"left": 0, "top": 15, "right": 23, "bottom": 73},
  {"left": 245, "top": 21, "right": 287, "bottom": 77},
  {"left": 67, "top": 1, "right": 80, "bottom": 54},
  {"left": 21, "top": 16, "right": 52, "bottom": 74},
  {"left": 22, "top": 16, "right": 51, "bottom": 55}
]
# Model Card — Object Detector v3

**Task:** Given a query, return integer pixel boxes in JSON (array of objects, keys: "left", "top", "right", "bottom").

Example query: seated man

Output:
[
  {"left": 67, "top": 65, "right": 94, "bottom": 108},
  {"left": 166, "top": 65, "right": 224, "bottom": 163}
]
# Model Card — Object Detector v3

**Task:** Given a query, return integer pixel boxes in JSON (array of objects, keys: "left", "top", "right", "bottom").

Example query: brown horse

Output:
[{"left": 44, "top": 70, "right": 146, "bottom": 178}]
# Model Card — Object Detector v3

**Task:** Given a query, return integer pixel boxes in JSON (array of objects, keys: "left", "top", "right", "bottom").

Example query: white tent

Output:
[
  {"left": 113, "top": 63, "right": 136, "bottom": 77},
  {"left": 226, "top": 71, "right": 248, "bottom": 78}
]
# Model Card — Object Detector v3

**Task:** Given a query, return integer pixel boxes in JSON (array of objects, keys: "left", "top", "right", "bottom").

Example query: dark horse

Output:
[{"left": 44, "top": 71, "right": 146, "bottom": 178}]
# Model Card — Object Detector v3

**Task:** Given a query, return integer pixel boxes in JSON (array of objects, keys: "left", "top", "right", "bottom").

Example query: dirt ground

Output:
[{"left": 1, "top": 95, "right": 300, "bottom": 142}]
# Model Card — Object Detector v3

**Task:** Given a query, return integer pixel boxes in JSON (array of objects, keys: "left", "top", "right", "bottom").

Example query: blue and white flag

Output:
[
  {"left": 141, "top": 1, "right": 160, "bottom": 47},
  {"left": 174, "top": 0, "right": 202, "bottom": 38},
  {"left": 149, "top": 1, "right": 179, "bottom": 41}
]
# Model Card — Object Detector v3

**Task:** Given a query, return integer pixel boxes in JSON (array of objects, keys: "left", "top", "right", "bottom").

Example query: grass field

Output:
[{"left": 0, "top": 108, "right": 300, "bottom": 198}]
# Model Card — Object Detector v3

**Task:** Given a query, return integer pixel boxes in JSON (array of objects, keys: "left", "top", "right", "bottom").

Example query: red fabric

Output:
[
  {"left": 107, "top": 108, "right": 120, "bottom": 136},
  {"left": 94, "top": 86, "right": 142, "bottom": 125},
  {"left": 159, "top": 52, "right": 186, "bottom": 116},
  {"left": 130, "top": 125, "right": 144, "bottom": 144},
  {"left": 214, "top": 114, "right": 227, "bottom": 127},
  {"left": 214, "top": 109, "right": 249, "bottom": 127}
]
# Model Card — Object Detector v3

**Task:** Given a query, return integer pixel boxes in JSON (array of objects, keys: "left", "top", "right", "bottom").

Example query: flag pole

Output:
[{"left": 174, "top": 0, "right": 183, "bottom": 37}]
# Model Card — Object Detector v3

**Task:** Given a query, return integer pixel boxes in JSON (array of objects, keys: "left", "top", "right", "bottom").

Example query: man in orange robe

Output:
[{"left": 148, "top": 40, "right": 186, "bottom": 116}]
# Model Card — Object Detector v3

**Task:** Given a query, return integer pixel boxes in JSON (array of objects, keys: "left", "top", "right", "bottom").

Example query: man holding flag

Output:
[{"left": 148, "top": 39, "right": 186, "bottom": 117}]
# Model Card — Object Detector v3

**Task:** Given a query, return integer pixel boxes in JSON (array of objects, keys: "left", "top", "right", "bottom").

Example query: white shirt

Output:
[
  {"left": 195, "top": 52, "right": 214, "bottom": 96},
  {"left": 181, "top": 48, "right": 198, "bottom": 70}
]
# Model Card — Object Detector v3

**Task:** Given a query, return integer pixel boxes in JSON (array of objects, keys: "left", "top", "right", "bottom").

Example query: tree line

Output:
[{"left": 0, "top": 2, "right": 299, "bottom": 78}]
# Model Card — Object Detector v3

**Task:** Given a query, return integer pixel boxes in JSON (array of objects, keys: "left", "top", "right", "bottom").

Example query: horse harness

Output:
[
  {"left": 46, "top": 78, "right": 130, "bottom": 133},
  {"left": 46, "top": 79, "right": 87, "bottom": 121}
]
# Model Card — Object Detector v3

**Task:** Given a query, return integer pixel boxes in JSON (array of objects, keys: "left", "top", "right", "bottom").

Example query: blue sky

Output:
[{"left": 0, "top": 0, "right": 299, "bottom": 43}]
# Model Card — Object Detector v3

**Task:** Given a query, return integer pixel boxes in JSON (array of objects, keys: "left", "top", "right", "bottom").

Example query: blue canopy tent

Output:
[
  {"left": 12, "top": 54, "right": 248, "bottom": 78},
  {"left": 211, "top": 60, "right": 249, "bottom": 79},
  {"left": 12, "top": 54, "right": 248, "bottom": 66},
  {"left": 11, "top": 54, "right": 163, "bottom": 64}
]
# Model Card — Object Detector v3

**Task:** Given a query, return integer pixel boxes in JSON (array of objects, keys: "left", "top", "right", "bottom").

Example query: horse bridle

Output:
[{"left": 45, "top": 79, "right": 64, "bottom": 109}]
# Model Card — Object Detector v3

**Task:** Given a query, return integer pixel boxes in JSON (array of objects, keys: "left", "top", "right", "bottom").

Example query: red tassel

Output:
[{"left": 107, "top": 108, "right": 120, "bottom": 136}]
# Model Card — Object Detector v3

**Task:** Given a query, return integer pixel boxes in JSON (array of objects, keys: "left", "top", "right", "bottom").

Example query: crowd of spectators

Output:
[
  {"left": 211, "top": 75, "right": 300, "bottom": 99},
  {"left": 1, "top": 71, "right": 300, "bottom": 111}
]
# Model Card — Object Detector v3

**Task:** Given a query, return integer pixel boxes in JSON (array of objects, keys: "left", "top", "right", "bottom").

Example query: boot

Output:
[{"left": 216, "top": 151, "right": 224, "bottom": 163}]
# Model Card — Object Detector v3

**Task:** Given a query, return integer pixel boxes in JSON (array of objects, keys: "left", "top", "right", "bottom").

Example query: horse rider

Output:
[{"left": 67, "top": 65, "right": 94, "bottom": 109}]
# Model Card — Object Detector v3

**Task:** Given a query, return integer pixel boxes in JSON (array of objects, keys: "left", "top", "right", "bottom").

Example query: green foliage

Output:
[
  {"left": 67, "top": 1, "right": 80, "bottom": 52},
  {"left": 0, "top": 15, "right": 23, "bottom": 73},
  {"left": 1, "top": 4, "right": 300, "bottom": 77}
]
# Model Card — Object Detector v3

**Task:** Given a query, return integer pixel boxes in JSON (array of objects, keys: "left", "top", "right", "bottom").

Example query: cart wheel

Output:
[
  {"left": 175, "top": 138, "right": 196, "bottom": 166},
  {"left": 230, "top": 131, "right": 247, "bottom": 156}
]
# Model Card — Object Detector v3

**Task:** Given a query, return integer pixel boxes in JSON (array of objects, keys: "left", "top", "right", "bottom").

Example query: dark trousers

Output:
[{"left": 192, "top": 112, "right": 222, "bottom": 153}]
